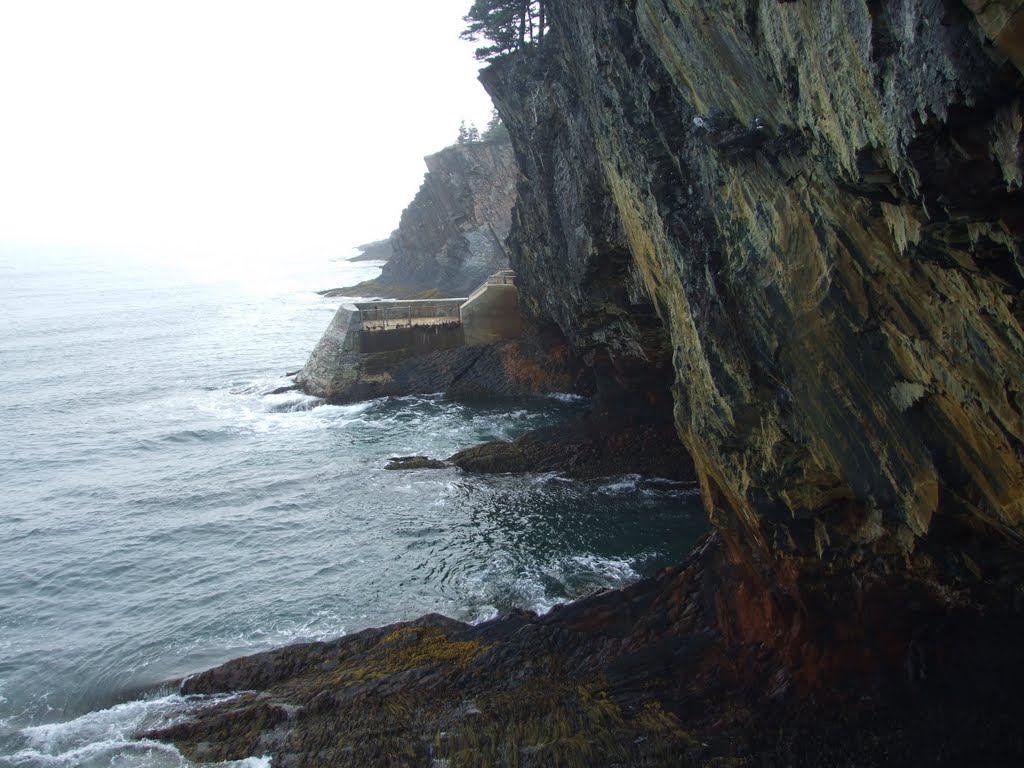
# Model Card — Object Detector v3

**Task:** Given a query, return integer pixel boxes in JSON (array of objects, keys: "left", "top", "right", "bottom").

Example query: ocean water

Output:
[{"left": 0, "top": 247, "right": 707, "bottom": 767}]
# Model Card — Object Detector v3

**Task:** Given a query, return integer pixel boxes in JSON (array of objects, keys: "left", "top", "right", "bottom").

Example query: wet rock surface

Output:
[
  {"left": 380, "top": 416, "right": 695, "bottom": 480},
  {"left": 383, "top": 455, "right": 448, "bottom": 470},
  {"left": 447, "top": 420, "right": 694, "bottom": 481}
]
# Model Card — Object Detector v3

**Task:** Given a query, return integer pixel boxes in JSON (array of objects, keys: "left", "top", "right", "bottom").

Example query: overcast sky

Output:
[{"left": 0, "top": 0, "right": 497, "bottom": 266}]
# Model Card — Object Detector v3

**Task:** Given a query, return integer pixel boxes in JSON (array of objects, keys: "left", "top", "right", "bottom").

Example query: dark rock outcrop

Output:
[
  {"left": 346, "top": 237, "right": 394, "bottom": 263},
  {"left": 447, "top": 420, "right": 694, "bottom": 480},
  {"left": 380, "top": 419, "right": 695, "bottom": 479},
  {"left": 327, "top": 141, "right": 518, "bottom": 299},
  {"left": 148, "top": 532, "right": 1024, "bottom": 766},
  {"left": 384, "top": 455, "right": 449, "bottom": 470}
]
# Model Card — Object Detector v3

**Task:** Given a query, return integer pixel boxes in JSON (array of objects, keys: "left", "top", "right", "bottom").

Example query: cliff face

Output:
[
  {"left": 482, "top": 2, "right": 1024, "bottom": 595},
  {"left": 345, "top": 140, "right": 518, "bottom": 298},
  {"left": 153, "top": 5, "right": 1024, "bottom": 763}
]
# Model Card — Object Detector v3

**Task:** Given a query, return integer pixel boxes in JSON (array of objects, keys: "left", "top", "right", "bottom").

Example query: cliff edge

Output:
[{"left": 326, "top": 140, "right": 518, "bottom": 299}]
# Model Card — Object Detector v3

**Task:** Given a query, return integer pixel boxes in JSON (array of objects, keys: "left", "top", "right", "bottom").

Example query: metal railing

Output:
[
  {"left": 355, "top": 299, "right": 465, "bottom": 331},
  {"left": 355, "top": 272, "right": 517, "bottom": 331}
]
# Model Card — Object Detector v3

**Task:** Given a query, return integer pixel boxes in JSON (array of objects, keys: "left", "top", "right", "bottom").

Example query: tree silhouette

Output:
[
  {"left": 461, "top": 1, "right": 547, "bottom": 61},
  {"left": 482, "top": 109, "right": 509, "bottom": 141},
  {"left": 457, "top": 120, "right": 481, "bottom": 144}
]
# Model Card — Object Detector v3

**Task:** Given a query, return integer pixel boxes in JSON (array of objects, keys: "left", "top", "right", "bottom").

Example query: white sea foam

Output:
[
  {"left": 7, "top": 693, "right": 250, "bottom": 768},
  {"left": 188, "top": 378, "right": 379, "bottom": 436},
  {"left": 599, "top": 475, "right": 642, "bottom": 495},
  {"left": 260, "top": 392, "right": 322, "bottom": 414},
  {"left": 545, "top": 392, "right": 588, "bottom": 403},
  {"left": 160, "top": 611, "right": 350, "bottom": 677},
  {"left": 317, "top": 400, "right": 375, "bottom": 418},
  {"left": 567, "top": 553, "right": 638, "bottom": 581},
  {"left": 464, "top": 551, "right": 642, "bottom": 624},
  {"left": 598, "top": 475, "right": 700, "bottom": 498}
]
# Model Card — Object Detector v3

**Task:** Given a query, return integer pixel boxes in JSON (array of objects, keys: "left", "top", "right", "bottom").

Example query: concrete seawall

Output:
[
  {"left": 297, "top": 271, "right": 529, "bottom": 401},
  {"left": 460, "top": 273, "right": 522, "bottom": 347}
]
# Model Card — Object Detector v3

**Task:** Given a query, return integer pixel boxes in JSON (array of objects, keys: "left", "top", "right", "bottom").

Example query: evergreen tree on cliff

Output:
[{"left": 461, "top": 0, "right": 547, "bottom": 60}]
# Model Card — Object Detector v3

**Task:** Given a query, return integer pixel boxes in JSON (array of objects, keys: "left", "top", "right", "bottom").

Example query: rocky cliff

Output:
[
  {"left": 483, "top": 0, "right": 1024, "bottom": 600},
  {"left": 347, "top": 237, "right": 394, "bottom": 263},
  {"left": 329, "top": 140, "right": 518, "bottom": 298}
]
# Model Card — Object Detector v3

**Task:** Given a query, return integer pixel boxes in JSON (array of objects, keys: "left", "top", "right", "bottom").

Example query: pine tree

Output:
[
  {"left": 461, "top": 1, "right": 548, "bottom": 61},
  {"left": 457, "top": 120, "right": 481, "bottom": 144},
  {"left": 482, "top": 109, "right": 509, "bottom": 141}
]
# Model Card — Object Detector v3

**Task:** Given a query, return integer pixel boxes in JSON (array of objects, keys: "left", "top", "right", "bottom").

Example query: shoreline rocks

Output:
[
  {"left": 148, "top": 531, "right": 1024, "bottom": 766},
  {"left": 381, "top": 417, "right": 695, "bottom": 481}
]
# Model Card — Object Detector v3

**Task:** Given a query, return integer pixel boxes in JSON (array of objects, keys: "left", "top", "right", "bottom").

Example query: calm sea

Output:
[{"left": 0, "top": 247, "right": 706, "bottom": 767}]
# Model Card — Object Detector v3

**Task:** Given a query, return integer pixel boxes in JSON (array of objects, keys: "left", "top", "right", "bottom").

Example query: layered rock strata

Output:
[{"left": 482, "top": 0, "right": 1024, "bottom": 587}]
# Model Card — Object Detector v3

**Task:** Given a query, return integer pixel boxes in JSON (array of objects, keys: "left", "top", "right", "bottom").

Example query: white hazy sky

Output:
[{"left": 0, "top": 0, "right": 497, "bottom": 266}]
